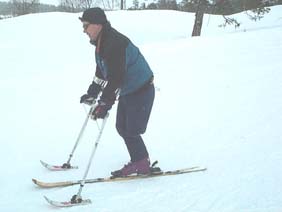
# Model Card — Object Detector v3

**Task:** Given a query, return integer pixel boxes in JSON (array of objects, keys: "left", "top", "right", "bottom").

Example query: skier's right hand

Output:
[{"left": 80, "top": 94, "right": 95, "bottom": 105}]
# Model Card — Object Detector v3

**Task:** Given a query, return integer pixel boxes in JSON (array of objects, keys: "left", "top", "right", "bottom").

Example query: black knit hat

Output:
[{"left": 79, "top": 7, "right": 107, "bottom": 24}]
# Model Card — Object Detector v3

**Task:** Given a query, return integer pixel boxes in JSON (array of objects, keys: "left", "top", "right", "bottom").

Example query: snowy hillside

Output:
[{"left": 0, "top": 6, "right": 282, "bottom": 211}]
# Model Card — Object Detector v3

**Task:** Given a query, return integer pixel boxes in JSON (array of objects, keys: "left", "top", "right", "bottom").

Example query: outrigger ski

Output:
[
  {"left": 40, "top": 160, "right": 78, "bottom": 171},
  {"left": 44, "top": 196, "right": 91, "bottom": 207}
]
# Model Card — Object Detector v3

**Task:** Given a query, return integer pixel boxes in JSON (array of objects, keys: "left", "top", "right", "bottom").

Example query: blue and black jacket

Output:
[{"left": 87, "top": 22, "right": 153, "bottom": 105}]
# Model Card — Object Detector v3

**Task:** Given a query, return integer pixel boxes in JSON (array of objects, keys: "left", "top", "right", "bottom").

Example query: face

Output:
[{"left": 82, "top": 22, "right": 102, "bottom": 42}]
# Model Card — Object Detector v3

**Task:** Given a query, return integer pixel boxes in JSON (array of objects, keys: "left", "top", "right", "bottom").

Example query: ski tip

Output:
[
  {"left": 44, "top": 195, "right": 67, "bottom": 207},
  {"left": 43, "top": 195, "right": 50, "bottom": 202},
  {"left": 32, "top": 178, "right": 47, "bottom": 188},
  {"left": 44, "top": 196, "right": 55, "bottom": 206},
  {"left": 40, "top": 160, "right": 47, "bottom": 166}
]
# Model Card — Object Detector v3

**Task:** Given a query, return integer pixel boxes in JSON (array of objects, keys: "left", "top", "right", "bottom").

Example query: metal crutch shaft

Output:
[
  {"left": 74, "top": 113, "right": 109, "bottom": 201},
  {"left": 63, "top": 103, "right": 97, "bottom": 167}
]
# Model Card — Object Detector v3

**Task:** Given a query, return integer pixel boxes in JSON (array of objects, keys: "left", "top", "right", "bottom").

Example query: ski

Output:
[
  {"left": 40, "top": 160, "right": 78, "bottom": 171},
  {"left": 33, "top": 166, "right": 207, "bottom": 188},
  {"left": 44, "top": 196, "right": 91, "bottom": 207}
]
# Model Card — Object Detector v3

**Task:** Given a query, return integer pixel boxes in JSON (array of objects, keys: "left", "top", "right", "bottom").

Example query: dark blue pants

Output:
[{"left": 116, "top": 83, "right": 155, "bottom": 162}]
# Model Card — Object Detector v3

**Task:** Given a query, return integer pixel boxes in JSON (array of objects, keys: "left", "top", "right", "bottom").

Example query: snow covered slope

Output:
[{"left": 0, "top": 6, "right": 282, "bottom": 211}]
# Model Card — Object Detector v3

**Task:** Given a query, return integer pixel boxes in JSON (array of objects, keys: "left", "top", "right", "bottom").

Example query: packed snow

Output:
[{"left": 0, "top": 6, "right": 282, "bottom": 212}]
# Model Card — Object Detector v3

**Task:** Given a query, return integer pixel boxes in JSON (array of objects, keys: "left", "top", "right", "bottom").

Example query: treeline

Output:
[
  {"left": 1, "top": 0, "right": 282, "bottom": 18},
  {"left": 0, "top": 1, "right": 82, "bottom": 17},
  {"left": 133, "top": 0, "right": 282, "bottom": 15}
]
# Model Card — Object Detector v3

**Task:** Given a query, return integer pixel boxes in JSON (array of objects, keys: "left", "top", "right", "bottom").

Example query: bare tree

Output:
[
  {"left": 101, "top": 0, "right": 118, "bottom": 9},
  {"left": 79, "top": 0, "right": 95, "bottom": 9},
  {"left": 59, "top": 0, "right": 76, "bottom": 11},
  {"left": 120, "top": 0, "right": 128, "bottom": 9},
  {"left": 59, "top": 0, "right": 97, "bottom": 11},
  {"left": 120, "top": 0, "right": 124, "bottom": 9},
  {"left": 11, "top": 0, "right": 39, "bottom": 16}
]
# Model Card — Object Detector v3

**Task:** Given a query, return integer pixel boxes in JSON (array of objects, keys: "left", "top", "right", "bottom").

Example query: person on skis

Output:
[{"left": 79, "top": 7, "right": 155, "bottom": 177}]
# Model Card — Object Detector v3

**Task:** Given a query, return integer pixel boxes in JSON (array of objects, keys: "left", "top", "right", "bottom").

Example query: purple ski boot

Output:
[{"left": 111, "top": 157, "right": 151, "bottom": 177}]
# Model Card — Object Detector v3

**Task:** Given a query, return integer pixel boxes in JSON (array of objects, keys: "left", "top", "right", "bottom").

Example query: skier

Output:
[{"left": 79, "top": 8, "right": 155, "bottom": 177}]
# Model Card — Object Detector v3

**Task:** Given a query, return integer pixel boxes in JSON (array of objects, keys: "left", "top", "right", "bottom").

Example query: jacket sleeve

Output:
[
  {"left": 99, "top": 39, "right": 127, "bottom": 105},
  {"left": 86, "top": 65, "right": 107, "bottom": 98}
]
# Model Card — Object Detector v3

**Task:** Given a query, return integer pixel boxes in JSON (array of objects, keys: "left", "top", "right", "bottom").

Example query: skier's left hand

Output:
[{"left": 91, "top": 101, "right": 111, "bottom": 120}]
